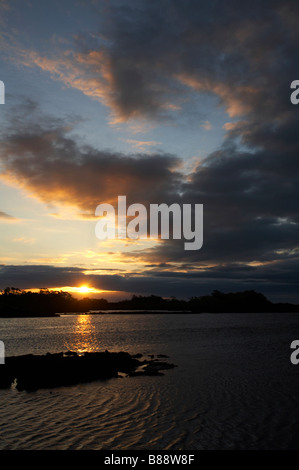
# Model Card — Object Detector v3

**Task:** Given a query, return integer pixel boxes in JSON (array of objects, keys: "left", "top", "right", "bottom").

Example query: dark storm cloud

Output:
[
  {"left": 0, "top": 101, "right": 182, "bottom": 214},
  {"left": 22, "top": 0, "right": 299, "bottom": 122},
  {"left": 70, "top": 0, "right": 299, "bottom": 121},
  {"left": 1, "top": 260, "right": 299, "bottom": 302},
  {"left": 0, "top": 265, "right": 85, "bottom": 289}
]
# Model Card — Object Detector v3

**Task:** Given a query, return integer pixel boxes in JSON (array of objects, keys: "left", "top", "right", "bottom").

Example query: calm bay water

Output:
[{"left": 1, "top": 312, "right": 299, "bottom": 450}]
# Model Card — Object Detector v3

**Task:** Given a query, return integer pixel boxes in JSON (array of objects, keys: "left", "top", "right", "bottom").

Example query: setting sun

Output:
[{"left": 78, "top": 285, "right": 90, "bottom": 294}]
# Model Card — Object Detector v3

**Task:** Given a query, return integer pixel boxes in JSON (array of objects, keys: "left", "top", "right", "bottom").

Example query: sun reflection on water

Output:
[{"left": 65, "top": 314, "right": 100, "bottom": 354}]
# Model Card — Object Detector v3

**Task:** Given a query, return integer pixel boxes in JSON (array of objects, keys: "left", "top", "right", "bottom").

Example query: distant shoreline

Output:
[
  {"left": 60, "top": 309, "right": 299, "bottom": 316},
  {"left": 1, "top": 310, "right": 299, "bottom": 318},
  {"left": 1, "top": 289, "right": 299, "bottom": 317}
]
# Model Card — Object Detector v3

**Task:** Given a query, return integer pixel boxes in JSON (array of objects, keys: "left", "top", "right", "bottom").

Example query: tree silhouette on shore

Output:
[{"left": 0, "top": 287, "right": 298, "bottom": 317}]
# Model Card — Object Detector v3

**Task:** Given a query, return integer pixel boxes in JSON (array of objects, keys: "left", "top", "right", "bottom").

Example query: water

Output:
[{"left": 1, "top": 312, "right": 299, "bottom": 450}]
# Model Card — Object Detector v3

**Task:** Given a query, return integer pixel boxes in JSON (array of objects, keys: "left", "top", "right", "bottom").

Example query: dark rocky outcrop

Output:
[
  {"left": 0, "top": 351, "right": 177, "bottom": 391},
  {"left": 129, "top": 360, "right": 176, "bottom": 377}
]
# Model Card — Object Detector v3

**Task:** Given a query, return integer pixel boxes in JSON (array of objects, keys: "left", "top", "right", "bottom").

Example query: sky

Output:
[{"left": 0, "top": 0, "right": 299, "bottom": 302}]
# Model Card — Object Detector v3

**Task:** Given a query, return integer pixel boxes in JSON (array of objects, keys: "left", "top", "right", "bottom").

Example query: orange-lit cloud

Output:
[
  {"left": 176, "top": 74, "right": 259, "bottom": 118},
  {"left": 12, "top": 237, "right": 36, "bottom": 244},
  {"left": 124, "top": 139, "right": 162, "bottom": 151},
  {"left": 201, "top": 120, "right": 212, "bottom": 131}
]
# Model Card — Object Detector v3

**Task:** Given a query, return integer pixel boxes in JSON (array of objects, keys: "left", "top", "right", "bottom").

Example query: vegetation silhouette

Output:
[{"left": 0, "top": 287, "right": 298, "bottom": 317}]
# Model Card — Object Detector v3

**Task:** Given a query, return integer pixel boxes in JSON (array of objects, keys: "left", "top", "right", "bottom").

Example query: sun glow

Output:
[
  {"left": 78, "top": 285, "right": 90, "bottom": 294},
  {"left": 63, "top": 285, "right": 115, "bottom": 297},
  {"left": 24, "top": 285, "right": 117, "bottom": 299}
]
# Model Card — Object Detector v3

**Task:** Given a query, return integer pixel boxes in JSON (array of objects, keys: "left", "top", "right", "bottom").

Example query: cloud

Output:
[
  {"left": 0, "top": 92, "right": 298, "bottom": 275},
  {"left": 0, "top": 261, "right": 299, "bottom": 302},
  {"left": 124, "top": 139, "right": 162, "bottom": 151},
  {"left": 10, "top": 0, "right": 296, "bottom": 126},
  {"left": 0, "top": 265, "right": 86, "bottom": 290},
  {"left": 201, "top": 121, "right": 212, "bottom": 131},
  {"left": 1, "top": 1, "right": 299, "bottom": 301},
  {"left": 0, "top": 211, "right": 18, "bottom": 222},
  {"left": 0, "top": 101, "right": 182, "bottom": 214},
  {"left": 12, "top": 237, "right": 36, "bottom": 244},
  {"left": 0, "top": 0, "right": 9, "bottom": 10}
]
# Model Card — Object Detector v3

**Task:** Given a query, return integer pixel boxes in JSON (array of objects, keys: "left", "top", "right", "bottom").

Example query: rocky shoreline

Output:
[{"left": 0, "top": 350, "right": 177, "bottom": 392}]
